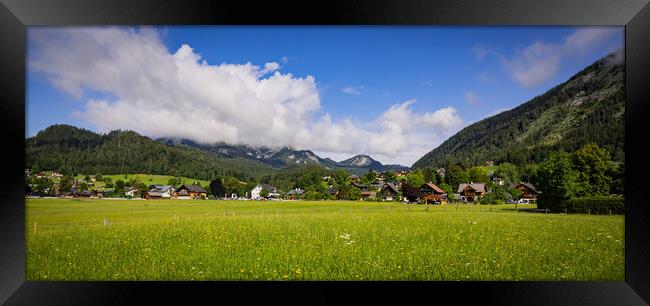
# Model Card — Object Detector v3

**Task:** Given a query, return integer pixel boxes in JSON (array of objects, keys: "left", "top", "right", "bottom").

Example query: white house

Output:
[
  {"left": 251, "top": 183, "right": 279, "bottom": 199},
  {"left": 148, "top": 185, "right": 175, "bottom": 198},
  {"left": 125, "top": 187, "right": 139, "bottom": 198}
]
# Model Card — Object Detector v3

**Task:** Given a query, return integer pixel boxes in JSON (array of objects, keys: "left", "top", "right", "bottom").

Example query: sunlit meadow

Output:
[{"left": 26, "top": 199, "right": 624, "bottom": 281}]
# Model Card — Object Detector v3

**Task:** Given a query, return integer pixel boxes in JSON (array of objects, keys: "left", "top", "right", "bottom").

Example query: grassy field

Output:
[
  {"left": 72, "top": 174, "right": 210, "bottom": 190},
  {"left": 25, "top": 199, "right": 624, "bottom": 281}
]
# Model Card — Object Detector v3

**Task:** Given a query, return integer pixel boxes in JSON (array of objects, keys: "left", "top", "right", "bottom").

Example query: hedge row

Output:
[{"left": 539, "top": 195, "right": 624, "bottom": 214}]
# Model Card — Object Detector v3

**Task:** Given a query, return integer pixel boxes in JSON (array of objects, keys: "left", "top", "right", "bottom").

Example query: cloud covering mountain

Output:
[{"left": 29, "top": 27, "right": 464, "bottom": 166}]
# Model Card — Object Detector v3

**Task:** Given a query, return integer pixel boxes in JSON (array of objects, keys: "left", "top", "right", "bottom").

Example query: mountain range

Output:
[
  {"left": 25, "top": 125, "right": 410, "bottom": 180},
  {"left": 157, "top": 138, "right": 409, "bottom": 173}
]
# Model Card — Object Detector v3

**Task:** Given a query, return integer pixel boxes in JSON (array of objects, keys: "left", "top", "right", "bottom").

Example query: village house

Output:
[
  {"left": 395, "top": 170, "right": 409, "bottom": 178},
  {"left": 510, "top": 182, "right": 539, "bottom": 203},
  {"left": 379, "top": 183, "right": 399, "bottom": 201},
  {"left": 457, "top": 183, "right": 487, "bottom": 202},
  {"left": 145, "top": 190, "right": 163, "bottom": 199},
  {"left": 326, "top": 187, "right": 339, "bottom": 197},
  {"left": 76, "top": 190, "right": 93, "bottom": 198},
  {"left": 348, "top": 175, "right": 360, "bottom": 183},
  {"left": 286, "top": 188, "right": 304, "bottom": 199},
  {"left": 420, "top": 182, "right": 447, "bottom": 204},
  {"left": 251, "top": 183, "right": 279, "bottom": 200},
  {"left": 491, "top": 175, "right": 505, "bottom": 186},
  {"left": 361, "top": 191, "right": 376, "bottom": 200},
  {"left": 351, "top": 182, "right": 369, "bottom": 191},
  {"left": 174, "top": 184, "right": 208, "bottom": 200},
  {"left": 148, "top": 185, "right": 175, "bottom": 198},
  {"left": 125, "top": 187, "right": 140, "bottom": 198},
  {"left": 50, "top": 172, "right": 64, "bottom": 179}
]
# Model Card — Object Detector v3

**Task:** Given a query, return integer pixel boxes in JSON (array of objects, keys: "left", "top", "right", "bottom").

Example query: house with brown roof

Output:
[
  {"left": 510, "top": 182, "right": 539, "bottom": 202},
  {"left": 174, "top": 184, "right": 208, "bottom": 200},
  {"left": 420, "top": 182, "right": 447, "bottom": 204},
  {"left": 457, "top": 183, "right": 487, "bottom": 202},
  {"left": 145, "top": 190, "right": 163, "bottom": 199}
]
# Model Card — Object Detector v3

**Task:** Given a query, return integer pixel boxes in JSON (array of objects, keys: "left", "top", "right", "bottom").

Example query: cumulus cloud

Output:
[
  {"left": 341, "top": 86, "right": 364, "bottom": 95},
  {"left": 497, "top": 27, "right": 622, "bottom": 88},
  {"left": 28, "top": 27, "right": 464, "bottom": 165}
]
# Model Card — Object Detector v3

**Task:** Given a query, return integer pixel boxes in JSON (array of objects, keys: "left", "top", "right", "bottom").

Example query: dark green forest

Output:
[{"left": 25, "top": 124, "right": 275, "bottom": 181}]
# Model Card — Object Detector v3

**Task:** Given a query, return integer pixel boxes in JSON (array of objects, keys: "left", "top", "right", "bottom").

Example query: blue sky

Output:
[{"left": 27, "top": 26, "right": 623, "bottom": 165}]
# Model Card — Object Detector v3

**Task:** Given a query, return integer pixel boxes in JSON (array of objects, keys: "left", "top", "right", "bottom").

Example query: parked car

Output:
[{"left": 506, "top": 199, "right": 518, "bottom": 204}]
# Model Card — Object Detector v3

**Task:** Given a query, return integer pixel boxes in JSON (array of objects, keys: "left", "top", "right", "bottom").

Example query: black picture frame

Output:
[{"left": 1, "top": 0, "right": 649, "bottom": 304}]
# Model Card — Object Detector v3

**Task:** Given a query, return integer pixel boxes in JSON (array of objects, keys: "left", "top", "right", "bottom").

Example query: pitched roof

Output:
[
  {"left": 287, "top": 188, "right": 304, "bottom": 195},
  {"left": 351, "top": 182, "right": 368, "bottom": 189},
  {"left": 147, "top": 191, "right": 163, "bottom": 197},
  {"left": 422, "top": 182, "right": 446, "bottom": 194},
  {"left": 260, "top": 183, "right": 277, "bottom": 191},
  {"left": 77, "top": 190, "right": 93, "bottom": 196},
  {"left": 179, "top": 184, "right": 207, "bottom": 193},
  {"left": 382, "top": 183, "right": 399, "bottom": 194},
  {"left": 511, "top": 182, "right": 538, "bottom": 193},
  {"left": 150, "top": 185, "right": 173, "bottom": 192},
  {"left": 457, "top": 183, "right": 487, "bottom": 193}
]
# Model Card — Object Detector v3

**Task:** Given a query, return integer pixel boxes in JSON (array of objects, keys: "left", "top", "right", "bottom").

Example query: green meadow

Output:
[
  {"left": 26, "top": 199, "right": 624, "bottom": 281},
  {"left": 73, "top": 173, "right": 210, "bottom": 190}
]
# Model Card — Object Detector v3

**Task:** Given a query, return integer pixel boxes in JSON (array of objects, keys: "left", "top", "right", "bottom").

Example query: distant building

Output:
[
  {"left": 351, "top": 182, "right": 369, "bottom": 191},
  {"left": 286, "top": 188, "right": 304, "bottom": 199},
  {"left": 148, "top": 185, "right": 175, "bottom": 198},
  {"left": 251, "top": 183, "right": 279, "bottom": 199},
  {"left": 379, "top": 183, "right": 399, "bottom": 201},
  {"left": 457, "top": 183, "right": 487, "bottom": 202},
  {"left": 510, "top": 182, "right": 539, "bottom": 202},
  {"left": 145, "top": 190, "right": 163, "bottom": 199},
  {"left": 174, "top": 184, "right": 208, "bottom": 200},
  {"left": 420, "top": 182, "right": 447, "bottom": 204}
]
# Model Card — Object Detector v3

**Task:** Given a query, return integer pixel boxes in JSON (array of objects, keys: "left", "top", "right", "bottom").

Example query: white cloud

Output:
[
  {"left": 497, "top": 27, "right": 622, "bottom": 88},
  {"left": 464, "top": 91, "right": 480, "bottom": 105},
  {"left": 501, "top": 41, "right": 562, "bottom": 88},
  {"left": 342, "top": 86, "right": 364, "bottom": 95},
  {"left": 261, "top": 62, "right": 280, "bottom": 74},
  {"left": 564, "top": 28, "right": 620, "bottom": 55},
  {"left": 29, "top": 27, "right": 465, "bottom": 166}
]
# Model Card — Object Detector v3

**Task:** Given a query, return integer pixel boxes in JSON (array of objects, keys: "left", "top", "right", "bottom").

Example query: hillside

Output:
[
  {"left": 26, "top": 125, "right": 275, "bottom": 181},
  {"left": 413, "top": 51, "right": 624, "bottom": 169}
]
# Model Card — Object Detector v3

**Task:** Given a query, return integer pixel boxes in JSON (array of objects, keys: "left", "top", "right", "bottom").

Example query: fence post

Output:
[
  {"left": 545, "top": 208, "right": 548, "bottom": 214},
  {"left": 609, "top": 210, "right": 612, "bottom": 215},
  {"left": 588, "top": 209, "right": 590, "bottom": 215},
  {"left": 104, "top": 217, "right": 108, "bottom": 226},
  {"left": 33, "top": 222, "right": 37, "bottom": 235}
]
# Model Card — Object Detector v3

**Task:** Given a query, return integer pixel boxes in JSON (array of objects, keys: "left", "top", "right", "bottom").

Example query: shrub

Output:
[
  {"left": 540, "top": 195, "right": 624, "bottom": 214},
  {"left": 565, "top": 196, "right": 624, "bottom": 214}
]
